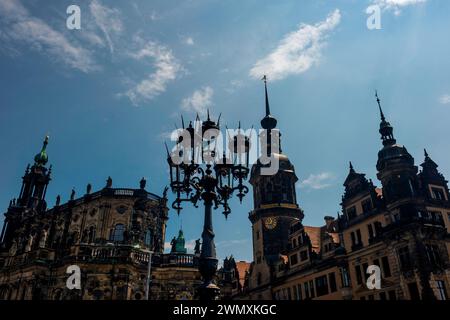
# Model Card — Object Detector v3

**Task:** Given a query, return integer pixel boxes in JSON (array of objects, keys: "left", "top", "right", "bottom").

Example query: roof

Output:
[
  {"left": 375, "top": 187, "right": 383, "bottom": 198},
  {"left": 236, "top": 261, "right": 250, "bottom": 287},
  {"left": 304, "top": 226, "right": 321, "bottom": 253},
  {"left": 304, "top": 224, "right": 340, "bottom": 254}
]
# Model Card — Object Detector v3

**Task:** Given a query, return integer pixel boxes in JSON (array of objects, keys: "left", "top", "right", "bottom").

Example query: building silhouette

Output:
[
  {"left": 0, "top": 138, "right": 201, "bottom": 300},
  {"left": 1, "top": 83, "right": 449, "bottom": 300},
  {"left": 235, "top": 84, "right": 450, "bottom": 300}
]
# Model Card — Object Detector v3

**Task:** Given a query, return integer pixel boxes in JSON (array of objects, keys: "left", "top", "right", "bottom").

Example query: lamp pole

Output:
[
  {"left": 166, "top": 114, "right": 250, "bottom": 300},
  {"left": 145, "top": 249, "right": 153, "bottom": 300}
]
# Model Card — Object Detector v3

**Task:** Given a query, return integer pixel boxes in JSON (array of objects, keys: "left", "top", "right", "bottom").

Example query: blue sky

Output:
[{"left": 1, "top": 0, "right": 450, "bottom": 263}]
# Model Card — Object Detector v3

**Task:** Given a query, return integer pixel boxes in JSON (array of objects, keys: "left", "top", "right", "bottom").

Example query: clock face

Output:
[{"left": 264, "top": 217, "right": 278, "bottom": 230}]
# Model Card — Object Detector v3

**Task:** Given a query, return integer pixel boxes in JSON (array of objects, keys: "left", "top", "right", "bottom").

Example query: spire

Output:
[
  {"left": 260, "top": 75, "right": 277, "bottom": 130},
  {"left": 263, "top": 75, "right": 271, "bottom": 117},
  {"left": 349, "top": 161, "right": 355, "bottom": 173},
  {"left": 375, "top": 90, "right": 385, "bottom": 122},
  {"left": 34, "top": 135, "right": 49, "bottom": 166},
  {"left": 375, "top": 91, "right": 396, "bottom": 146},
  {"left": 421, "top": 148, "right": 438, "bottom": 172}
]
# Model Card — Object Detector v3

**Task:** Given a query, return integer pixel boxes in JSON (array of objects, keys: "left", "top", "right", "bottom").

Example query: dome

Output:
[
  {"left": 250, "top": 152, "right": 295, "bottom": 179},
  {"left": 274, "top": 153, "right": 295, "bottom": 172},
  {"left": 34, "top": 136, "right": 49, "bottom": 166},
  {"left": 376, "top": 143, "right": 414, "bottom": 171}
]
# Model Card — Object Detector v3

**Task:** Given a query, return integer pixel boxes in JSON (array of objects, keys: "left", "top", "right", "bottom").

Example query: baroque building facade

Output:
[
  {"left": 0, "top": 138, "right": 201, "bottom": 300},
  {"left": 235, "top": 84, "right": 450, "bottom": 300}
]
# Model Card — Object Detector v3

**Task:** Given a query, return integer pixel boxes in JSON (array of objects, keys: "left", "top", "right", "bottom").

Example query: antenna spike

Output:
[
  {"left": 375, "top": 90, "right": 385, "bottom": 121},
  {"left": 217, "top": 113, "right": 222, "bottom": 126}
]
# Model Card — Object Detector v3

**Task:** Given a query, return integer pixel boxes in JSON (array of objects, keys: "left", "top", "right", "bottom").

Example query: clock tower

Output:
[{"left": 249, "top": 77, "right": 304, "bottom": 272}]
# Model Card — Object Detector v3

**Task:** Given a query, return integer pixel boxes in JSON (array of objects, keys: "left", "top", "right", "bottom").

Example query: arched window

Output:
[
  {"left": 88, "top": 226, "right": 96, "bottom": 243},
  {"left": 144, "top": 229, "right": 152, "bottom": 248},
  {"left": 110, "top": 224, "right": 125, "bottom": 242}
]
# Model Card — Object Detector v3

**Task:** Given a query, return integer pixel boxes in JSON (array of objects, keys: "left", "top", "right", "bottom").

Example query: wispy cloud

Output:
[
  {"left": 300, "top": 172, "right": 335, "bottom": 190},
  {"left": 183, "top": 36, "right": 195, "bottom": 46},
  {"left": 89, "top": 0, "right": 123, "bottom": 53},
  {"left": 216, "top": 239, "right": 249, "bottom": 249},
  {"left": 181, "top": 86, "right": 214, "bottom": 116},
  {"left": 371, "top": 0, "right": 427, "bottom": 15},
  {"left": 225, "top": 79, "right": 245, "bottom": 94},
  {"left": 123, "top": 41, "right": 182, "bottom": 105},
  {"left": 249, "top": 9, "right": 341, "bottom": 81},
  {"left": 0, "top": 0, "right": 97, "bottom": 72},
  {"left": 439, "top": 94, "right": 450, "bottom": 105}
]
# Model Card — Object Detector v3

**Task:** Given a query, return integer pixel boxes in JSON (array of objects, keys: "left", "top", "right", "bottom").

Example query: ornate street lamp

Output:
[{"left": 166, "top": 113, "right": 250, "bottom": 300}]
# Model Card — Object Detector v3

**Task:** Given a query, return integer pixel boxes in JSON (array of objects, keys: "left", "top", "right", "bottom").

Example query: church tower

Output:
[
  {"left": 374, "top": 93, "right": 419, "bottom": 207},
  {"left": 18, "top": 136, "right": 52, "bottom": 210},
  {"left": 0, "top": 136, "right": 52, "bottom": 248},
  {"left": 249, "top": 77, "right": 303, "bottom": 270}
]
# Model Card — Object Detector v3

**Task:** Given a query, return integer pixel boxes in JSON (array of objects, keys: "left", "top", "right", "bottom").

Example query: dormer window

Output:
[
  {"left": 362, "top": 199, "right": 372, "bottom": 213},
  {"left": 347, "top": 206, "right": 357, "bottom": 220},
  {"left": 431, "top": 187, "right": 445, "bottom": 200}
]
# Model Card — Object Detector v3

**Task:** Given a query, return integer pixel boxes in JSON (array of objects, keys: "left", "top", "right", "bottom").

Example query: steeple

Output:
[
  {"left": 260, "top": 75, "right": 277, "bottom": 130},
  {"left": 375, "top": 91, "right": 396, "bottom": 146},
  {"left": 421, "top": 149, "right": 440, "bottom": 176},
  {"left": 17, "top": 136, "right": 52, "bottom": 209},
  {"left": 342, "top": 161, "right": 376, "bottom": 209},
  {"left": 349, "top": 161, "right": 355, "bottom": 174}
]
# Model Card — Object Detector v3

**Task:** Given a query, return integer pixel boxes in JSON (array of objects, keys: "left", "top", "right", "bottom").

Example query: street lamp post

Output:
[
  {"left": 166, "top": 114, "right": 250, "bottom": 300},
  {"left": 145, "top": 249, "right": 153, "bottom": 300}
]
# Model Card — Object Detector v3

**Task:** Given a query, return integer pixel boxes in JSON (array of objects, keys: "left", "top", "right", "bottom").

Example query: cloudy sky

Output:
[{"left": 1, "top": 0, "right": 450, "bottom": 262}]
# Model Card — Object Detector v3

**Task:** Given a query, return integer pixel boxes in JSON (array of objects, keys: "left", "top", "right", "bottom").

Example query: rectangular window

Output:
[
  {"left": 373, "top": 258, "right": 380, "bottom": 268},
  {"left": 315, "top": 275, "right": 329, "bottom": 297},
  {"left": 329, "top": 272, "right": 337, "bottom": 293},
  {"left": 355, "top": 265, "right": 363, "bottom": 285},
  {"left": 309, "top": 280, "right": 315, "bottom": 298},
  {"left": 381, "top": 256, "right": 391, "bottom": 277},
  {"left": 398, "top": 246, "right": 412, "bottom": 271},
  {"left": 426, "top": 245, "right": 441, "bottom": 267},
  {"left": 350, "top": 232, "right": 356, "bottom": 246},
  {"left": 290, "top": 253, "right": 298, "bottom": 266},
  {"left": 347, "top": 206, "right": 357, "bottom": 220},
  {"left": 374, "top": 221, "right": 382, "bottom": 236},
  {"left": 297, "top": 284, "right": 302, "bottom": 301},
  {"left": 300, "top": 250, "right": 308, "bottom": 261},
  {"left": 432, "top": 187, "right": 445, "bottom": 200},
  {"left": 436, "top": 280, "right": 447, "bottom": 300},
  {"left": 362, "top": 199, "right": 372, "bottom": 213},
  {"left": 362, "top": 263, "right": 369, "bottom": 281},
  {"left": 304, "top": 282, "right": 310, "bottom": 299},
  {"left": 408, "top": 282, "right": 420, "bottom": 300},
  {"left": 368, "top": 224, "right": 374, "bottom": 240},
  {"left": 340, "top": 267, "right": 350, "bottom": 287},
  {"left": 356, "top": 230, "right": 362, "bottom": 245}
]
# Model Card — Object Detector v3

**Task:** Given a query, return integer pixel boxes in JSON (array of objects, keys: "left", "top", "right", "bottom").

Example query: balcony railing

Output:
[{"left": 72, "top": 244, "right": 198, "bottom": 268}]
